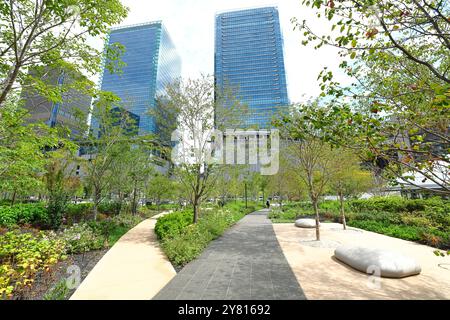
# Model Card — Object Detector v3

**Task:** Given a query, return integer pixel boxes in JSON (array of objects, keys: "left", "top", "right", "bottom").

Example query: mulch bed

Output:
[{"left": 13, "top": 249, "right": 108, "bottom": 300}]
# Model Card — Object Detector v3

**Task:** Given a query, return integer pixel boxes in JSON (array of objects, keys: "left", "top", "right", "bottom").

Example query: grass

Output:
[{"left": 107, "top": 224, "right": 131, "bottom": 246}]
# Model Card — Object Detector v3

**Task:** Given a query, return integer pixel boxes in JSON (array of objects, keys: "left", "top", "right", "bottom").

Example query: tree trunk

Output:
[
  {"left": 244, "top": 182, "right": 248, "bottom": 208},
  {"left": 93, "top": 186, "right": 100, "bottom": 221},
  {"left": 11, "top": 190, "right": 17, "bottom": 206},
  {"left": 0, "top": 63, "right": 22, "bottom": 108},
  {"left": 339, "top": 193, "right": 347, "bottom": 230},
  {"left": 193, "top": 197, "right": 199, "bottom": 223},
  {"left": 312, "top": 198, "right": 320, "bottom": 241}
]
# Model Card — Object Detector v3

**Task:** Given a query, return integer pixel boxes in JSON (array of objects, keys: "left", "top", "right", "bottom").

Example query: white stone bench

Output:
[
  {"left": 295, "top": 218, "right": 319, "bottom": 228},
  {"left": 334, "top": 246, "right": 421, "bottom": 278}
]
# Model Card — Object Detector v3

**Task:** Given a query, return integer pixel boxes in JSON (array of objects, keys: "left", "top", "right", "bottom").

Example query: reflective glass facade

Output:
[
  {"left": 215, "top": 7, "right": 289, "bottom": 128},
  {"left": 99, "top": 21, "right": 181, "bottom": 135}
]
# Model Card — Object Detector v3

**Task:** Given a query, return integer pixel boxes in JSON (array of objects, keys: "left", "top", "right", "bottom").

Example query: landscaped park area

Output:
[{"left": 1, "top": 195, "right": 449, "bottom": 300}]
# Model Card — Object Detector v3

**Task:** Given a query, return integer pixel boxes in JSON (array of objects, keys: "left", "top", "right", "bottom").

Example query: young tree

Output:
[
  {"left": 44, "top": 148, "right": 80, "bottom": 228},
  {"left": 0, "top": 0, "right": 128, "bottom": 108},
  {"left": 154, "top": 75, "right": 246, "bottom": 223},
  {"left": 0, "top": 98, "right": 70, "bottom": 203},
  {"left": 146, "top": 173, "right": 173, "bottom": 211},
  {"left": 278, "top": 106, "right": 336, "bottom": 241},
  {"left": 328, "top": 149, "right": 373, "bottom": 230},
  {"left": 81, "top": 93, "right": 140, "bottom": 220},
  {"left": 293, "top": 0, "right": 450, "bottom": 194},
  {"left": 285, "top": 138, "right": 334, "bottom": 241}
]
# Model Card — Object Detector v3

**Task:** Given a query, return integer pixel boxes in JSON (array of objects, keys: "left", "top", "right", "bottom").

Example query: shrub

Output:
[
  {"left": 0, "top": 230, "right": 66, "bottom": 299},
  {"left": 64, "top": 203, "right": 93, "bottom": 225},
  {"left": 158, "top": 201, "right": 260, "bottom": 267},
  {"left": 58, "top": 223, "right": 104, "bottom": 254},
  {"left": 347, "top": 220, "right": 422, "bottom": 242},
  {"left": 161, "top": 225, "right": 212, "bottom": 266},
  {"left": 0, "top": 203, "right": 49, "bottom": 228},
  {"left": 98, "top": 201, "right": 122, "bottom": 215},
  {"left": 43, "top": 279, "right": 70, "bottom": 300},
  {"left": 155, "top": 210, "right": 193, "bottom": 240}
]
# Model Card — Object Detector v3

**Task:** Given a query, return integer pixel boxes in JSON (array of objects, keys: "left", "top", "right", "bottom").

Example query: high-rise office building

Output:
[
  {"left": 215, "top": 7, "right": 289, "bottom": 128},
  {"left": 98, "top": 21, "right": 181, "bottom": 136},
  {"left": 22, "top": 67, "right": 91, "bottom": 137}
]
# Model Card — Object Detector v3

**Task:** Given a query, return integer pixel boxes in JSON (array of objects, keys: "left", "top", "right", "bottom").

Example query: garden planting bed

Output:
[{"left": 16, "top": 249, "right": 108, "bottom": 300}]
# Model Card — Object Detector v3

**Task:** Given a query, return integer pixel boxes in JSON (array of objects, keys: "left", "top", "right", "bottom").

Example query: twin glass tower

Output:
[
  {"left": 215, "top": 7, "right": 289, "bottom": 128},
  {"left": 99, "top": 21, "right": 181, "bottom": 136},
  {"left": 98, "top": 6, "right": 288, "bottom": 134}
]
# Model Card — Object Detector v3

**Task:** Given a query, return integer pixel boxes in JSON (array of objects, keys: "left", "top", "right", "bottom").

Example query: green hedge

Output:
[
  {"left": 154, "top": 210, "right": 193, "bottom": 240},
  {"left": 0, "top": 203, "right": 49, "bottom": 227},
  {"left": 157, "top": 202, "right": 262, "bottom": 267}
]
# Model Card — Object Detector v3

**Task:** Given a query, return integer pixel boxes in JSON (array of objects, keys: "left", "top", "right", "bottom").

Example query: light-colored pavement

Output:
[
  {"left": 70, "top": 213, "right": 176, "bottom": 300},
  {"left": 273, "top": 222, "right": 450, "bottom": 300}
]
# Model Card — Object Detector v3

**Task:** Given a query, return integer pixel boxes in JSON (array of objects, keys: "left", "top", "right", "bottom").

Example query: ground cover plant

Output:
[
  {"left": 0, "top": 201, "right": 157, "bottom": 300},
  {"left": 269, "top": 197, "right": 449, "bottom": 249},
  {"left": 155, "top": 201, "right": 262, "bottom": 267}
]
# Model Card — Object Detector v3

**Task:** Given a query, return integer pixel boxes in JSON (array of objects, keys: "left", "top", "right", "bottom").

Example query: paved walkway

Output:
[
  {"left": 153, "top": 210, "right": 306, "bottom": 300},
  {"left": 274, "top": 222, "right": 450, "bottom": 299},
  {"left": 70, "top": 212, "right": 176, "bottom": 300}
]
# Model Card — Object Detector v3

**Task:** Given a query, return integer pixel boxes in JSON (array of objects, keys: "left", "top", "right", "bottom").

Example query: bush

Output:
[
  {"left": 348, "top": 220, "right": 422, "bottom": 241},
  {"left": 155, "top": 210, "right": 193, "bottom": 240},
  {"left": 0, "top": 230, "right": 66, "bottom": 299},
  {"left": 98, "top": 201, "right": 122, "bottom": 215},
  {"left": 64, "top": 203, "right": 93, "bottom": 225},
  {"left": 158, "top": 201, "right": 261, "bottom": 267},
  {"left": 58, "top": 223, "right": 104, "bottom": 254},
  {"left": 0, "top": 203, "right": 49, "bottom": 228}
]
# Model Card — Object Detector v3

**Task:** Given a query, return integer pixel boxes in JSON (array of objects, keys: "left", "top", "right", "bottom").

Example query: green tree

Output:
[
  {"left": 147, "top": 173, "right": 173, "bottom": 211},
  {"left": 44, "top": 148, "right": 80, "bottom": 228},
  {"left": 328, "top": 149, "right": 373, "bottom": 229},
  {"left": 0, "top": 98, "right": 69, "bottom": 204},
  {"left": 154, "top": 75, "right": 247, "bottom": 223},
  {"left": 81, "top": 93, "right": 141, "bottom": 220},
  {"left": 295, "top": 0, "right": 450, "bottom": 194},
  {"left": 0, "top": 0, "right": 128, "bottom": 108},
  {"left": 277, "top": 106, "right": 336, "bottom": 241}
]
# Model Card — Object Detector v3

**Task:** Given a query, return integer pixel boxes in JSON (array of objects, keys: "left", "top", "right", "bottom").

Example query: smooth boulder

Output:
[
  {"left": 295, "top": 219, "right": 319, "bottom": 228},
  {"left": 334, "top": 246, "right": 421, "bottom": 278}
]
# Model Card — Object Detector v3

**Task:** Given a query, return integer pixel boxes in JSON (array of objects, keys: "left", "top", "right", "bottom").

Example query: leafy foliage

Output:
[
  {"left": 157, "top": 202, "right": 262, "bottom": 267},
  {"left": 0, "top": 230, "right": 66, "bottom": 299},
  {"left": 270, "top": 197, "right": 450, "bottom": 248},
  {"left": 0, "top": 203, "right": 49, "bottom": 227}
]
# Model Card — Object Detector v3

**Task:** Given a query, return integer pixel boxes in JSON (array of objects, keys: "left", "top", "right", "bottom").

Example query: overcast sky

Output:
[{"left": 90, "top": 0, "right": 350, "bottom": 103}]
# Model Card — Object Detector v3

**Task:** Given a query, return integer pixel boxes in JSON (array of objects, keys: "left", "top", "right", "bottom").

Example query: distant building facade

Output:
[
  {"left": 215, "top": 7, "right": 289, "bottom": 128},
  {"left": 97, "top": 21, "right": 181, "bottom": 136},
  {"left": 21, "top": 67, "right": 91, "bottom": 137}
]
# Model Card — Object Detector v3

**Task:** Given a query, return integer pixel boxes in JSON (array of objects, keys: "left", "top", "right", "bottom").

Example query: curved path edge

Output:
[
  {"left": 153, "top": 209, "right": 306, "bottom": 300},
  {"left": 70, "top": 212, "right": 175, "bottom": 300}
]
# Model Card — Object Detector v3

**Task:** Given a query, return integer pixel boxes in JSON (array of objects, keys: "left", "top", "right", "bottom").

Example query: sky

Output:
[{"left": 90, "top": 0, "right": 350, "bottom": 103}]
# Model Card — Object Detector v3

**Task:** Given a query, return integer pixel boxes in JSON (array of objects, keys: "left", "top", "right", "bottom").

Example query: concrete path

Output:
[
  {"left": 153, "top": 209, "right": 306, "bottom": 300},
  {"left": 70, "top": 213, "right": 176, "bottom": 300}
]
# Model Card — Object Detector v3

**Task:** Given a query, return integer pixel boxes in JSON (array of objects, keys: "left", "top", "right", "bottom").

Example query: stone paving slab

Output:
[{"left": 153, "top": 210, "right": 306, "bottom": 300}]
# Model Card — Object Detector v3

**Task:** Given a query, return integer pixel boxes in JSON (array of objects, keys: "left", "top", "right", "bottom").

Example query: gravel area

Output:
[{"left": 299, "top": 239, "right": 342, "bottom": 248}]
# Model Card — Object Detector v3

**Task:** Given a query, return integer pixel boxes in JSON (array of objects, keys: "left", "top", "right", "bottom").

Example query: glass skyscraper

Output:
[
  {"left": 99, "top": 21, "right": 181, "bottom": 135},
  {"left": 215, "top": 7, "right": 289, "bottom": 128}
]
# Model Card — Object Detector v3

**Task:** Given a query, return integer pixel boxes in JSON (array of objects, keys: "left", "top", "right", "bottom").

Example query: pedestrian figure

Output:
[{"left": 266, "top": 199, "right": 270, "bottom": 208}]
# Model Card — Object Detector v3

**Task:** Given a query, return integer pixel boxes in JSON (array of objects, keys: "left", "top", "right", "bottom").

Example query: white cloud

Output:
[{"left": 89, "top": 0, "right": 352, "bottom": 103}]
